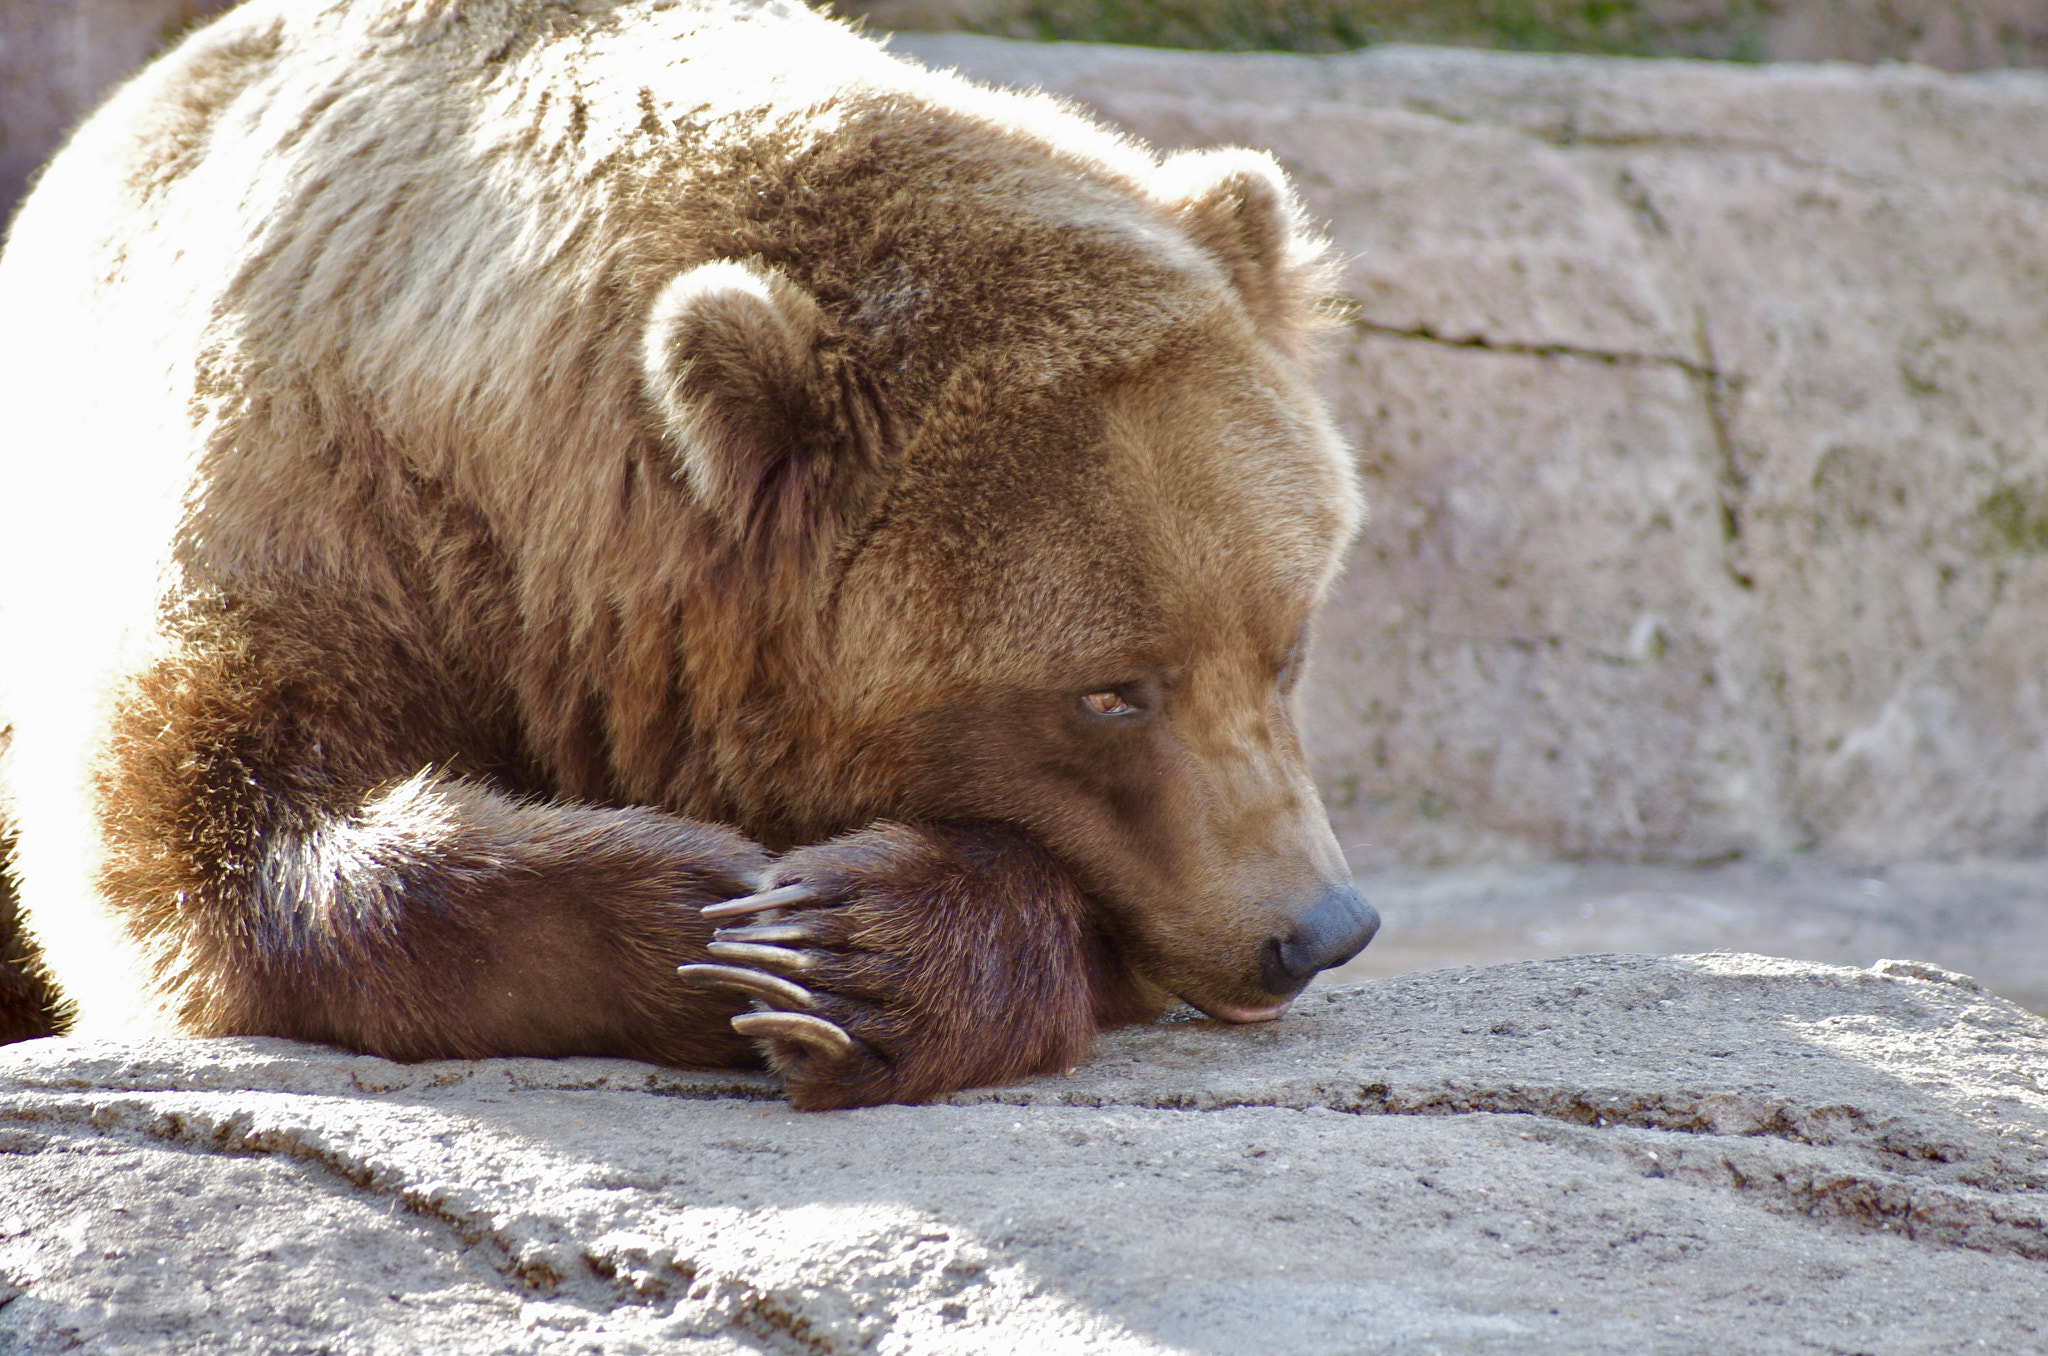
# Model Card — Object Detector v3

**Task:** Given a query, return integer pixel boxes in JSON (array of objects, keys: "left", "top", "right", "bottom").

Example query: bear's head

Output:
[{"left": 640, "top": 146, "right": 1376, "bottom": 1021}]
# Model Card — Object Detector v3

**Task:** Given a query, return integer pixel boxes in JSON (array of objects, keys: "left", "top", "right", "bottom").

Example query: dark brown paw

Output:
[{"left": 676, "top": 822, "right": 1103, "bottom": 1110}]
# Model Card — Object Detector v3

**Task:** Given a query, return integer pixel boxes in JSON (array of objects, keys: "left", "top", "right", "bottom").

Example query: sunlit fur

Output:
[{"left": 0, "top": 0, "right": 1360, "bottom": 1106}]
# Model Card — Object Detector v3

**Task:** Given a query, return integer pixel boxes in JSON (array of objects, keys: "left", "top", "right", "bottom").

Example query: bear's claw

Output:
[
  {"left": 730, "top": 1010, "right": 862, "bottom": 1059},
  {"left": 700, "top": 883, "right": 820, "bottom": 920},
  {"left": 706, "top": 939, "right": 821, "bottom": 972},
  {"left": 675, "top": 962, "right": 815, "bottom": 1009},
  {"left": 711, "top": 921, "right": 816, "bottom": 944}
]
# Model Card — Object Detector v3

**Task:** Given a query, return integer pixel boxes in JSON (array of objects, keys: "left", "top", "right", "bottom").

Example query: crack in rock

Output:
[
  {"left": 0, "top": 1091, "right": 1130, "bottom": 1355},
  {"left": 957, "top": 1079, "right": 2048, "bottom": 1259},
  {"left": 1348, "top": 317, "right": 1719, "bottom": 379}
]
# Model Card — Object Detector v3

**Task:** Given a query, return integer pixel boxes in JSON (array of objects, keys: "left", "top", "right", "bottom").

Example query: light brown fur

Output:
[{"left": 0, "top": 0, "right": 1366, "bottom": 1107}]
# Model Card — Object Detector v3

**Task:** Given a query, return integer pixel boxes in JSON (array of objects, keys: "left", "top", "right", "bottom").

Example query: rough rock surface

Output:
[
  {"left": 890, "top": 35, "right": 2048, "bottom": 867},
  {"left": 1328, "top": 855, "right": 2048, "bottom": 1016},
  {"left": 0, "top": 956, "right": 2041, "bottom": 1354}
]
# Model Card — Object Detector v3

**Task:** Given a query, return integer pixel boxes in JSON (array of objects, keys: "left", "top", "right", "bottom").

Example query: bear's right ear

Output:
[
  {"left": 1153, "top": 148, "right": 1339, "bottom": 355},
  {"left": 640, "top": 260, "right": 891, "bottom": 551}
]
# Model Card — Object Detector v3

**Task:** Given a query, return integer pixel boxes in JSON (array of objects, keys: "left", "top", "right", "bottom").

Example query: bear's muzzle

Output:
[{"left": 1258, "top": 882, "right": 1381, "bottom": 998}]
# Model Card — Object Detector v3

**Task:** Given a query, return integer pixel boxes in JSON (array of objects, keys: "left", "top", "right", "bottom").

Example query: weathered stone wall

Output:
[{"left": 895, "top": 35, "right": 2048, "bottom": 867}]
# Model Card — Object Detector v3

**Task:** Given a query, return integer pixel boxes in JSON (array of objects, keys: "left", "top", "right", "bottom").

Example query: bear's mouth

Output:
[{"left": 1185, "top": 997, "right": 1293, "bottom": 1023}]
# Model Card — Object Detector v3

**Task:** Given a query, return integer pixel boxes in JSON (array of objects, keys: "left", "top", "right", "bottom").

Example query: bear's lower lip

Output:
[{"left": 1188, "top": 998, "right": 1293, "bottom": 1023}]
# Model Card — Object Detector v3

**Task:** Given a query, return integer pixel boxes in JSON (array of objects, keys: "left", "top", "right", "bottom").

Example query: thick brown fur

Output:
[{"left": 0, "top": 0, "right": 1364, "bottom": 1106}]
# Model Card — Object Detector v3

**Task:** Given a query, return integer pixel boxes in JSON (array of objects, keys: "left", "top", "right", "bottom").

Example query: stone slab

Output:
[{"left": 3, "top": 953, "right": 2044, "bottom": 1353}]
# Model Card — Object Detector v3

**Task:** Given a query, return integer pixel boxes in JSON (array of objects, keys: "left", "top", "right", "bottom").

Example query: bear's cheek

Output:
[
  {"left": 890, "top": 695, "right": 1195, "bottom": 875},
  {"left": 896, "top": 700, "right": 1349, "bottom": 1008}
]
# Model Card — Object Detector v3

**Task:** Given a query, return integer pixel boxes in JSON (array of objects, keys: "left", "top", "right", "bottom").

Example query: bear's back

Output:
[{"left": 3, "top": 0, "right": 1202, "bottom": 604}]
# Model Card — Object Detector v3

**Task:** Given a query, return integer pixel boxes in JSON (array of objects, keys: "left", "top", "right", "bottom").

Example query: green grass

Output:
[
  {"left": 889, "top": 0, "right": 1776, "bottom": 59},
  {"left": 1981, "top": 483, "right": 2048, "bottom": 555}
]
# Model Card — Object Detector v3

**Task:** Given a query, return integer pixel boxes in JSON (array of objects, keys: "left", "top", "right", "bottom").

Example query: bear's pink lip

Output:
[{"left": 1188, "top": 998, "right": 1293, "bottom": 1023}]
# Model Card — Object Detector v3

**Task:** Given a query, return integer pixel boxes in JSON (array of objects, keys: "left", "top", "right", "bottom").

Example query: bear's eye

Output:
[
  {"left": 1075, "top": 675, "right": 1160, "bottom": 723},
  {"left": 1082, "top": 690, "right": 1136, "bottom": 717}
]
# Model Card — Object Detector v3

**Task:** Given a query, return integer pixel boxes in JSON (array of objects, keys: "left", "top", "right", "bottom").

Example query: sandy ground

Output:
[{"left": 1322, "top": 855, "right": 2048, "bottom": 1016}]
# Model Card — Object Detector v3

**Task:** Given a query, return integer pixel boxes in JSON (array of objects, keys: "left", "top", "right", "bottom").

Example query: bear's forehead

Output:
[{"left": 844, "top": 345, "right": 1359, "bottom": 676}]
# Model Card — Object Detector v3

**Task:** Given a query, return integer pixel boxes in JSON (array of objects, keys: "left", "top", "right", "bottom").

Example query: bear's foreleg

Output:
[
  {"left": 680, "top": 821, "right": 1154, "bottom": 1109},
  {"left": 111, "top": 770, "right": 774, "bottom": 1065},
  {"left": 92, "top": 614, "right": 773, "bottom": 1065}
]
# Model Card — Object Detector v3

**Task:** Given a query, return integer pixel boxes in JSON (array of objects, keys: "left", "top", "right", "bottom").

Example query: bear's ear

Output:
[
  {"left": 1153, "top": 148, "right": 1339, "bottom": 351},
  {"left": 640, "top": 259, "right": 891, "bottom": 551}
]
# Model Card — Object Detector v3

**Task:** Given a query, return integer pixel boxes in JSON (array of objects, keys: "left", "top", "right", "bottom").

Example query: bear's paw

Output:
[{"left": 678, "top": 821, "right": 1105, "bottom": 1110}]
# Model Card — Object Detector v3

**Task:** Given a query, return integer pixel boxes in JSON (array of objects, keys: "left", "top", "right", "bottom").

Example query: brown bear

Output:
[{"left": 0, "top": 0, "right": 1376, "bottom": 1109}]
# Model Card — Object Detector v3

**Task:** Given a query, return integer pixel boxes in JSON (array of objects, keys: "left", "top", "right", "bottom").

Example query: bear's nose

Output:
[{"left": 1258, "top": 883, "right": 1380, "bottom": 996}]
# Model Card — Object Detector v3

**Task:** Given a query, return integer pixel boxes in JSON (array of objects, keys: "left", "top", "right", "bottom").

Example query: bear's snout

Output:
[{"left": 1258, "top": 883, "right": 1380, "bottom": 997}]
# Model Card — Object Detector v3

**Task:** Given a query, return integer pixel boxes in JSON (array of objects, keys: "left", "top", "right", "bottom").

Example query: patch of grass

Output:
[
  {"left": 1980, "top": 483, "right": 2048, "bottom": 555},
  {"left": 867, "top": 0, "right": 1777, "bottom": 59},
  {"left": 1416, "top": 787, "right": 1455, "bottom": 821}
]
